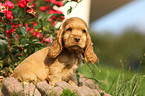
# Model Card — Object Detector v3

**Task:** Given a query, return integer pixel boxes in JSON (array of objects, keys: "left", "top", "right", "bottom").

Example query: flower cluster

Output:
[
  {"left": 0, "top": 1, "right": 22, "bottom": 38},
  {"left": 25, "top": 21, "right": 52, "bottom": 44},
  {"left": 17, "top": 0, "right": 36, "bottom": 17},
  {"left": 0, "top": 1, "right": 14, "bottom": 20},
  {"left": 39, "top": 0, "right": 65, "bottom": 26},
  {"left": 6, "top": 23, "right": 22, "bottom": 38},
  {"left": 17, "top": 0, "right": 29, "bottom": 8}
]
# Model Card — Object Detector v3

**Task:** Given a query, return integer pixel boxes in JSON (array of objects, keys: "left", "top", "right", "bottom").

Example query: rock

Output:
[
  {"left": 1, "top": 77, "right": 41, "bottom": 96},
  {"left": 46, "top": 86, "right": 63, "bottom": 96},
  {"left": 51, "top": 87, "right": 63, "bottom": 95},
  {"left": 79, "top": 77, "right": 100, "bottom": 89},
  {"left": 1, "top": 77, "right": 23, "bottom": 96},
  {"left": 1, "top": 77, "right": 111, "bottom": 96},
  {"left": 36, "top": 81, "right": 52, "bottom": 95},
  {"left": 23, "top": 83, "right": 41, "bottom": 96},
  {"left": 55, "top": 81, "right": 101, "bottom": 96},
  {"left": 77, "top": 86, "right": 100, "bottom": 96},
  {"left": 79, "top": 74, "right": 111, "bottom": 96}
]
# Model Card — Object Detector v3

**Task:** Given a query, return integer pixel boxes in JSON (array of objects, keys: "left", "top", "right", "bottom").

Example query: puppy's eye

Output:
[
  {"left": 82, "top": 29, "right": 86, "bottom": 33},
  {"left": 67, "top": 28, "right": 72, "bottom": 31}
]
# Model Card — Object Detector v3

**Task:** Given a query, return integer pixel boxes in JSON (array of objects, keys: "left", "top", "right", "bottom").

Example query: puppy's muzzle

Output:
[{"left": 74, "top": 37, "right": 80, "bottom": 42}]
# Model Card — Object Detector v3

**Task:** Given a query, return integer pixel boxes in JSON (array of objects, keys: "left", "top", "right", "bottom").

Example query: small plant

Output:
[{"left": 61, "top": 88, "right": 77, "bottom": 96}]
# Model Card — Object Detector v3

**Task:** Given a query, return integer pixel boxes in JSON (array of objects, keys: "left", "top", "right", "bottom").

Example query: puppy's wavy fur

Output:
[{"left": 11, "top": 17, "right": 99, "bottom": 86}]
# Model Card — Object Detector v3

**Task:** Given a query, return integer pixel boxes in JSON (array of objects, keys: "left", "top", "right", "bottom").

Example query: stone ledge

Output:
[{"left": 1, "top": 77, "right": 111, "bottom": 96}]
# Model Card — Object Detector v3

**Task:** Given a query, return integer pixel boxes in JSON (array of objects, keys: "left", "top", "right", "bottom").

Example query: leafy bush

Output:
[{"left": 0, "top": 0, "right": 81, "bottom": 77}]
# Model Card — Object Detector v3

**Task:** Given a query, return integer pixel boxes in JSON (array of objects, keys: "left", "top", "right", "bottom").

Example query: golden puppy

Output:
[{"left": 11, "top": 17, "right": 99, "bottom": 86}]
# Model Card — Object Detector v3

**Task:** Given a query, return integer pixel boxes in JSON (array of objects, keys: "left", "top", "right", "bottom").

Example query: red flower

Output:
[
  {"left": 19, "top": 53, "right": 23, "bottom": 56},
  {"left": 17, "top": 0, "right": 27, "bottom": 8},
  {"left": 29, "top": 28, "right": 34, "bottom": 33},
  {"left": 27, "top": 3, "right": 36, "bottom": 8},
  {"left": 27, "top": 8, "right": 36, "bottom": 17},
  {"left": 8, "top": 41, "right": 11, "bottom": 45},
  {"left": 10, "top": 23, "right": 22, "bottom": 28},
  {"left": 4, "top": 1, "right": 14, "bottom": 9},
  {"left": 54, "top": 1, "right": 63, "bottom": 7},
  {"left": 6, "top": 10, "right": 13, "bottom": 20},
  {"left": 47, "top": 14, "right": 65, "bottom": 26},
  {"left": 31, "top": 3, "right": 36, "bottom": 8},
  {"left": 44, "top": 0, "right": 56, "bottom": 3},
  {"left": 26, "top": 0, "right": 30, "bottom": 3},
  {"left": 60, "top": 16, "right": 65, "bottom": 21},
  {"left": 31, "top": 21, "right": 37, "bottom": 27},
  {"left": 16, "top": 34, "right": 20, "bottom": 39},
  {"left": 48, "top": 10, "right": 63, "bottom": 14},
  {"left": 25, "top": 23, "right": 30, "bottom": 31},
  {"left": 19, "top": 47, "right": 24, "bottom": 52},
  {"left": 50, "top": 21, "right": 55, "bottom": 26},
  {"left": 24, "top": 22, "right": 36, "bottom": 33},
  {"left": 0, "top": 3, "right": 7, "bottom": 13},
  {"left": 44, "top": 38, "right": 51, "bottom": 43},
  {"left": 6, "top": 28, "right": 14, "bottom": 34},
  {"left": 41, "top": 37, "right": 52, "bottom": 44},
  {"left": 48, "top": 15, "right": 65, "bottom": 22},
  {"left": 0, "top": 17, "right": 2, "bottom": 22},
  {"left": 48, "top": 15, "right": 56, "bottom": 21},
  {"left": 32, "top": 31, "right": 42, "bottom": 38},
  {"left": 44, "top": 0, "right": 63, "bottom": 6},
  {"left": 39, "top": 5, "right": 50, "bottom": 11}
]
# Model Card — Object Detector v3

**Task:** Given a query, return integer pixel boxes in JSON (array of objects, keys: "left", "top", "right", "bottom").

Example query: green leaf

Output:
[
  {"left": 43, "top": 14, "right": 53, "bottom": 22},
  {"left": 67, "top": 6, "right": 73, "bottom": 15},
  {"left": 63, "top": 1, "right": 69, "bottom": 6},
  {"left": 2, "top": 16, "right": 6, "bottom": 22},
  {"left": 0, "top": 39, "right": 9, "bottom": 60},
  {"left": 34, "top": 23, "right": 41, "bottom": 29},
  {"left": 12, "top": 18, "right": 20, "bottom": 24},
  {"left": 0, "top": 34, "right": 7, "bottom": 40},
  {"left": 0, "top": 13, "right": 4, "bottom": 17},
  {"left": 19, "top": 26, "right": 27, "bottom": 36},
  {"left": 42, "top": 21, "right": 50, "bottom": 31},
  {"left": 60, "top": 89, "right": 77, "bottom": 96},
  {"left": 6, "top": 24, "right": 12, "bottom": 31},
  {"left": 0, "top": 22, "right": 4, "bottom": 27}
]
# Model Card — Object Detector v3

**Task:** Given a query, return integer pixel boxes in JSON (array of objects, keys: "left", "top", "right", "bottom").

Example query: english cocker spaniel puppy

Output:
[{"left": 11, "top": 17, "right": 99, "bottom": 86}]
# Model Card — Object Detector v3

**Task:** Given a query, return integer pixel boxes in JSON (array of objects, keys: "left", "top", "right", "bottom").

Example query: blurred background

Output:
[
  {"left": 90, "top": 0, "right": 145, "bottom": 72},
  {"left": 67, "top": 0, "right": 145, "bottom": 73}
]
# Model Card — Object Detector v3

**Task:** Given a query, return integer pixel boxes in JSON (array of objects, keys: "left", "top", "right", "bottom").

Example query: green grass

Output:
[{"left": 78, "top": 63, "right": 145, "bottom": 96}]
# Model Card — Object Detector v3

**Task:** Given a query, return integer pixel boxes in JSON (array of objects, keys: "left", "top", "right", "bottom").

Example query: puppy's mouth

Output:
[
  {"left": 70, "top": 45, "right": 82, "bottom": 49},
  {"left": 67, "top": 45, "right": 85, "bottom": 52}
]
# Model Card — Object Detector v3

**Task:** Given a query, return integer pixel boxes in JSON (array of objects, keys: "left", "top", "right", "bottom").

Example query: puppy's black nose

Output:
[{"left": 74, "top": 37, "right": 80, "bottom": 42}]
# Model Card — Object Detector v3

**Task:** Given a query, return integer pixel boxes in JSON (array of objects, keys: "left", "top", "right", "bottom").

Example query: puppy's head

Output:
[
  {"left": 62, "top": 17, "right": 87, "bottom": 51},
  {"left": 48, "top": 17, "right": 99, "bottom": 63}
]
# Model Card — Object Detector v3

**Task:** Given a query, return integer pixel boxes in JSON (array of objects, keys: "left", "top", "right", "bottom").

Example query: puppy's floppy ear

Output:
[
  {"left": 48, "top": 28, "right": 63, "bottom": 58},
  {"left": 84, "top": 32, "right": 99, "bottom": 64}
]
